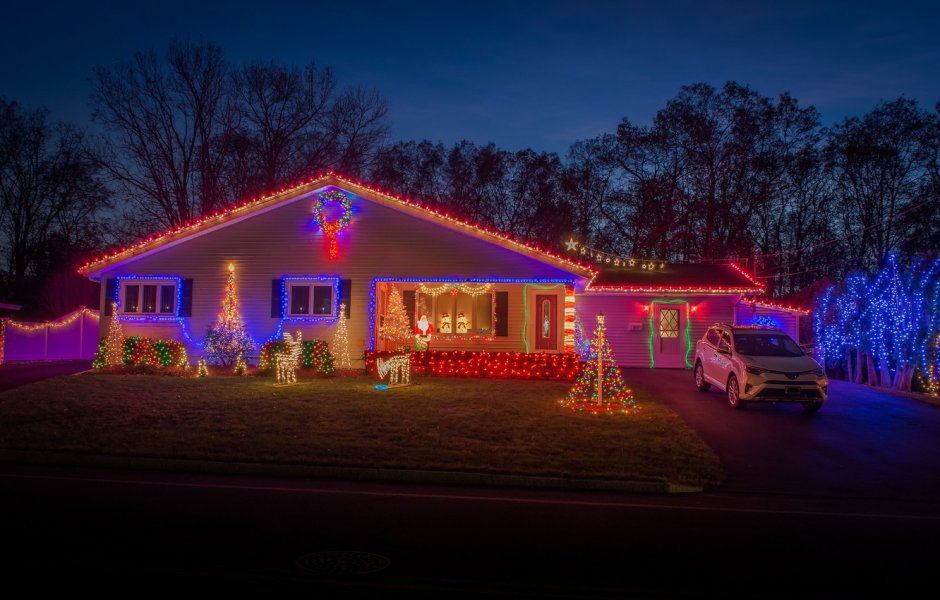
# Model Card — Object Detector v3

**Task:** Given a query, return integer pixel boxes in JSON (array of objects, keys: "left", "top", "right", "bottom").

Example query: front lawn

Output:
[{"left": 0, "top": 374, "right": 722, "bottom": 487}]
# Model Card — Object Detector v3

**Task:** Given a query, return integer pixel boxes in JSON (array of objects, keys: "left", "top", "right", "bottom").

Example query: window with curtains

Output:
[
  {"left": 119, "top": 279, "right": 178, "bottom": 315},
  {"left": 415, "top": 291, "right": 493, "bottom": 335}
]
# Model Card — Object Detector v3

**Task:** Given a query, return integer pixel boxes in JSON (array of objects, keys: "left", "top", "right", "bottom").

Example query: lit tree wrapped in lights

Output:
[
  {"left": 204, "top": 263, "right": 256, "bottom": 366},
  {"left": 93, "top": 302, "right": 126, "bottom": 368},
  {"left": 814, "top": 255, "right": 940, "bottom": 393},
  {"left": 378, "top": 284, "right": 413, "bottom": 352},
  {"left": 333, "top": 302, "right": 351, "bottom": 368},
  {"left": 562, "top": 313, "right": 638, "bottom": 414}
]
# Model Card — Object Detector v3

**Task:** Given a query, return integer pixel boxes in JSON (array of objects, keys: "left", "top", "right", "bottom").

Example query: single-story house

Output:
[{"left": 79, "top": 174, "right": 807, "bottom": 368}]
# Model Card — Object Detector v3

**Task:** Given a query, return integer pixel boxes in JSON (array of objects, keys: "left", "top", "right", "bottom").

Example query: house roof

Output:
[
  {"left": 78, "top": 173, "right": 595, "bottom": 279},
  {"left": 585, "top": 262, "right": 764, "bottom": 294}
]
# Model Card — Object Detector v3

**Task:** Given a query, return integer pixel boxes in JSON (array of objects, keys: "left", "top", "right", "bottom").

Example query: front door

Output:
[
  {"left": 535, "top": 295, "right": 557, "bottom": 350},
  {"left": 653, "top": 303, "right": 686, "bottom": 368}
]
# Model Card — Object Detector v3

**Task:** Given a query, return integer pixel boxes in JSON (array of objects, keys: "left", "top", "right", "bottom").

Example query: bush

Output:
[
  {"left": 258, "top": 339, "right": 335, "bottom": 376},
  {"left": 93, "top": 336, "right": 189, "bottom": 369}
]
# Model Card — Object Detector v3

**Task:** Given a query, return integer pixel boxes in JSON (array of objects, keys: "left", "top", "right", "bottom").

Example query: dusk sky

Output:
[{"left": 3, "top": 0, "right": 938, "bottom": 153}]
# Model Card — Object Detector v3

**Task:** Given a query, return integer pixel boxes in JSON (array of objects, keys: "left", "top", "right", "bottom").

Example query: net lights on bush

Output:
[
  {"left": 561, "top": 313, "right": 637, "bottom": 415},
  {"left": 312, "top": 189, "right": 352, "bottom": 259}
]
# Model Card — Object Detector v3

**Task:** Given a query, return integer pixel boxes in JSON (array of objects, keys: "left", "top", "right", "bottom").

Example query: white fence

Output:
[{"left": 1, "top": 307, "right": 100, "bottom": 362}]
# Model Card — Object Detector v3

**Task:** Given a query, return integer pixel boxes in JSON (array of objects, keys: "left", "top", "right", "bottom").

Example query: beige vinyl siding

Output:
[{"left": 95, "top": 186, "right": 580, "bottom": 365}]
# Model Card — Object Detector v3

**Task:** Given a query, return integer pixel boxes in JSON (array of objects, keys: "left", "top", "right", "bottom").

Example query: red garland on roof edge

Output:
[
  {"left": 77, "top": 171, "right": 596, "bottom": 276},
  {"left": 77, "top": 172, "right": 808, "bottom": 310}
]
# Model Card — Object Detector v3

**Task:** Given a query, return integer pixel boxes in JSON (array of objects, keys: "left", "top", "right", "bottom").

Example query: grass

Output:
[{"left": 0, "top": 373, "right": 723, "bottom": 488}]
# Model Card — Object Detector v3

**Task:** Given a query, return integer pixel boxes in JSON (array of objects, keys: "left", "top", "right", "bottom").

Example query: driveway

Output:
[
  {"left": 623, "top": 367, "right": 940, "bottom": 501},
  {"left": 0, "top": 361, "right": 92, "bottom": 393}
]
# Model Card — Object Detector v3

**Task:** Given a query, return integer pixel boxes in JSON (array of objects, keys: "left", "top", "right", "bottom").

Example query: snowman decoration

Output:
[
  {"left": 456, "top": 312, "right": 468, "bottom": 334},
  {"left": 415, "top": 314, "right": 434, "bottom": 351},
  {"left": 439, "top": 312, "right": 452, "bottom": 334}
]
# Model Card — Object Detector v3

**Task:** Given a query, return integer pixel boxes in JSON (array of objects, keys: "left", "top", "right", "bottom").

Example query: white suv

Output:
[{"left": 693, "top": 324, "right": 827, "bottom": 413}]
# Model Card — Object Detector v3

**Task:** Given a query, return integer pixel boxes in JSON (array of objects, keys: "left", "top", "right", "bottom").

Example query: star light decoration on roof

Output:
[{"left": 564, "top": 238, "right": 666, "bottom": 270}]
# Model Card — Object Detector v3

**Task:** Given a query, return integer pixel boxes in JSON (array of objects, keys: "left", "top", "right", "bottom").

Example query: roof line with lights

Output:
[
  {"left": 78, "top": 173, "right": 596, "bottom": 279},
  {"left": 583, "top": 261, "right": 764, "bottom": 294}
]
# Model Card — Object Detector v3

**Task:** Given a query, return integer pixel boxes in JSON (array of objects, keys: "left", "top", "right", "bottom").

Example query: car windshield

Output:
[{"left": 733, "top": 333, "right": 804, "bottom": 357}]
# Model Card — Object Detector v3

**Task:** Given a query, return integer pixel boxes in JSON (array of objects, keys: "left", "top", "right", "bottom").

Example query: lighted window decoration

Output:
[
  {"left": 369, "top": 277, "right": 576, "bottom": 351},
  {"left": 287, "top": 280, "right": 336, "bottom": 317},
  {"left": 115, "top": 276, "right": 182, "bottom": 320},
  {"left": 416, "top": 284, "right": 494, "bottom": 340},
  {"left": 312, "top": 189, "right": 352, "bottom": 259}
]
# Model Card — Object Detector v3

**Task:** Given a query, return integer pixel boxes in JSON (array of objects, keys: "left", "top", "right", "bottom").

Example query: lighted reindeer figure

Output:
[
  {"left": 376, "top": 354, "right": 411, "bottom": 385},
  {"left": 274, "top": 331, "right": 303, "bottom": 385}
]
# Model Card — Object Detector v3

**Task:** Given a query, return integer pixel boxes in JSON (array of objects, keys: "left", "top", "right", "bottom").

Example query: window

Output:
[
  {"left": 119, "top": 279, "right": 177, "bottom": 315},
  {"left": 416, "top": 291, "right": 493, "bottom": 336},
  {"left": 660, "top": 308, "right": 679, "bottom": 339},
  {"left": 705, "top": 328, "right": 720, "bottom": 347},
  {"left": 286, "top": 280, "right": 335, "bottom": 318}
]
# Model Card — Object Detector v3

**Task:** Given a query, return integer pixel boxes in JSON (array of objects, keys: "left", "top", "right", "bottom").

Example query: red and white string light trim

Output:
[{"left": 78, "top": 173, "right": 597, "bottom": 277}]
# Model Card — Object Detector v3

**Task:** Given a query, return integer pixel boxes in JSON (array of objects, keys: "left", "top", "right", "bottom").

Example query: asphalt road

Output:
[
  {"left": 0, "top": 360, "right": 92, "bottom": 392},
  {"left": 623, "top": 368, "right": 940, "bottom": 501},
  {"left": 1, "top": 466, "right": 937, "bottom": 597}
]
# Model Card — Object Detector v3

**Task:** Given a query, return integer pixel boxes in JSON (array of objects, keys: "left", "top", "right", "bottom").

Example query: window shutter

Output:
[
  {"left": 403, "top": 290, "right": 416, "bottom": 329},
  {"left": 180, "top": 279, "right": 194, "bottom": 317},
  {"left": 104, "top": 279, "right": 116, "bottom": 315},
  {"left": 339, "top": 279, "right": 352, "bottom": 318},
  {"left": 271, "top": 279, "right": 284, "bottom": 318},
  {"left": 494, "top": 291, "right": 509, "bottom": 337}
]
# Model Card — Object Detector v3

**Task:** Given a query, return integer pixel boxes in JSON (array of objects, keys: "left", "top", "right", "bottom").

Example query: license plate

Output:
[{"left": 785, "top": 387, "right": 800, "bottom": 395}]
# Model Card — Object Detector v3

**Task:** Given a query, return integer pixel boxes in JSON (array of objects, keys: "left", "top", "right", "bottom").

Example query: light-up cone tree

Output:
[
  {"left": 562, "top": 312, "right": 637, "bottom": 415},
  {"left": 204, "top": 263, "right": 256, "bottom": 366},
  {"left": 378, "top": 284, "right": 413, "bottom": 353},
  {"left": 93, "top": 302, "right": 126, "bottom": 369},
  {"left": 333, "top": 302, "right": 351, "bottom": 368}
]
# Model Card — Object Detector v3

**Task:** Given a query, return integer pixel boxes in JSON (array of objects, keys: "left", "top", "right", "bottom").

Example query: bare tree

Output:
[
  {"left": 0, "top": 99, "right": 110, "bottom": 308},
  {"left": 91, "top": 39, "right": 234, "bottom": 230}
]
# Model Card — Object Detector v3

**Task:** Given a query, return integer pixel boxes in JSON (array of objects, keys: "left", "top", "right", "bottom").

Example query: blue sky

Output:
[{"left": 3, "top": 0, "right": 938, "bottom": 153}]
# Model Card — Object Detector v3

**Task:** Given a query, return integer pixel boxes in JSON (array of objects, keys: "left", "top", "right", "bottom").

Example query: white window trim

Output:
[
  {"left": 285, "top": 279, "right": 337, "bottom": 318},
  {"left": 119, "top": 279, "right": 179, "bottom": 316}
]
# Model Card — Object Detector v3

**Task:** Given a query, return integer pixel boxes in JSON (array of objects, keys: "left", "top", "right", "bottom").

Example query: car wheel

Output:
[
  {"left": 727, "top": 374, "right": 746, "bottom": 410},
  {"left": 803, "top": 402, "right": 823, "bottom": 414},
  {"left": 694, "top": 362, "right": 711, "bottom": 392}
]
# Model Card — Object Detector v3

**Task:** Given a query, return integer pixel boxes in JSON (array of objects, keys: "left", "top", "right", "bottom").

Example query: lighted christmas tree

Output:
[
  {"left": 204, "top": 263, "right": 256, "bottom": 365},
  {"left": 378, "top": 284, "right": 413, "bottom": 352},
  {"left": 333, "top": 302, "right": 351, "bottom": 368},
  {"left": 104, "top": 302, "right": 125, "bottom": 366},
  {"left": 562, "top": 312, "right": 637, "bottom": 415}
]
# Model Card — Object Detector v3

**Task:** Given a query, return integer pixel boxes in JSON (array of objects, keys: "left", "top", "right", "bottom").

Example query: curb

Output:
[{"left": 0, "top": 449, "right": 700, "bottom": 494}]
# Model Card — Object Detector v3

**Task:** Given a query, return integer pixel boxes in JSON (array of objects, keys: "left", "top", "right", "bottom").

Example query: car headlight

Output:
[{"left": 746, "top": 366, "right": 766, "bottom": 376}]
